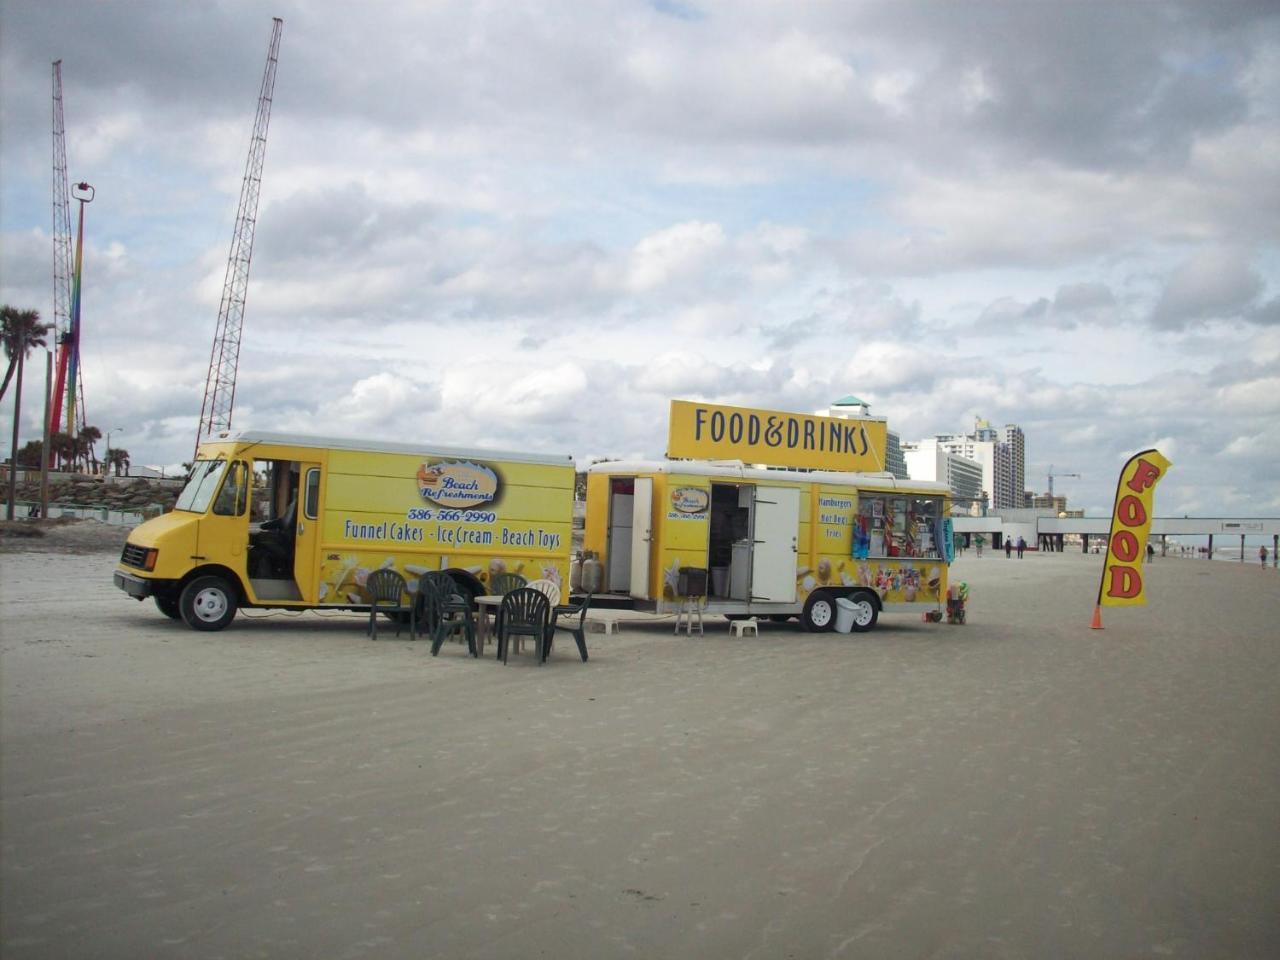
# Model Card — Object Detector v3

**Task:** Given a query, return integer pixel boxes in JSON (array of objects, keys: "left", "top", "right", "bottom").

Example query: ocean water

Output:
[{"left": 1164, "top": 547, "right": 1273, "bottom": 564}]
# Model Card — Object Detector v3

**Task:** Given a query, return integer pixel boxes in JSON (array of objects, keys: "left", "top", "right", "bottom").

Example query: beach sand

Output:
[{"left": 2, "top": 540, "right": 1277, "bottom": 958}]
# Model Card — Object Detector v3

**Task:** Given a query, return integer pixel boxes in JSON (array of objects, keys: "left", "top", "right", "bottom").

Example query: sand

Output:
[{"left": 2, "top": 538, "right": 1278, "bottom": 959}]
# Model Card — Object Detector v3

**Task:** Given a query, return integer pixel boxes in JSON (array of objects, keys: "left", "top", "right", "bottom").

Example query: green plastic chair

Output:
[
  {"left": 418, "top": 573, "right": 477, "bottom": 657},
  {"left": 490, "top": 572, "right": 527, "bottom": 596},
  {"left": 496, "top": 588, "right": 550, "bottom": 665},
  {"left": 366, "top": 569, "right": 414, "bottom": 640},
  {"left": 547, "top": 593, "right": 592, "bottom": 662}
]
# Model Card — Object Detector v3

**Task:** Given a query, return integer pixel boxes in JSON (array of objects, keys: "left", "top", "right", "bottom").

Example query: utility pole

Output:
[{"left": 6, "top": 346, "right": 24, "bottom": 521}]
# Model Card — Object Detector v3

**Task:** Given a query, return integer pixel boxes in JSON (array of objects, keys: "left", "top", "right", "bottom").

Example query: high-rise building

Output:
[
  {"left": 926, "top": 418, "right": 1026, "bottom": 510},
  {"left": 934, "top": 433, "right": 1012, "bottom": 508},
  {"left": 901, "top": 419, "right": 1029, "bottom": 512},
  {"left": 902, "top": 439, "right": 984, "bottom": 509},
  {"left": 884, "top": 431, "right": 907, "bottom": 480},
  {"left": 825, "top": 396, "right": 907, "bottom": 478},
  {"left": 1002, "top": 424, "right": 1025, "bottom": 506}
]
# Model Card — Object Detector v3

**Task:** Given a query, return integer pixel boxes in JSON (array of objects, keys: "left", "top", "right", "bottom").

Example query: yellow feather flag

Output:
[{"left": 1097, "top": 449, "right": 1172, "bottom": 609}]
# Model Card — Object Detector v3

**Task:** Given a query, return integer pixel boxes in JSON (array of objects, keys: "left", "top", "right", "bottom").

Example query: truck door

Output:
[
  {"left": 750, "top": 486, "right": 799, "bottom": 602},
  {"left": 199, "top": 459, "right": 251, "bottom": 576},
  {"left": 629, "top": 477, "right": 653, "bottom": 600},
  {"left": 292, "top": 464, "right": 322, "bottom": 602}
]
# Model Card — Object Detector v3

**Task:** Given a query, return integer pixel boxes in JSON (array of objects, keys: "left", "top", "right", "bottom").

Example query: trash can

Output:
[
  {"left": 834, "top": 597, "right": 856, "bottom": 633},
  {"left": 710, "top": 566, "right": 729, "bottom": 597}
]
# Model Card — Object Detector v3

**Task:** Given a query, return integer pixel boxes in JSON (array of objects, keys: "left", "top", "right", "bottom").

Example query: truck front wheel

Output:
[
  {"left": 154, "top": 594, "right": 182, "bottom": 620},
  {"left": 801, "top": 591, "right": 836, "bottom": 632},
  {"left": 180, "top": 575, "right": 238, "bottom": 631}
]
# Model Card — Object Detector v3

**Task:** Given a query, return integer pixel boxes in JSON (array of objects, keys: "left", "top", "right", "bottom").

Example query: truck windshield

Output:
[{"left": 175, "top": 459, "right": 228, "bottom": 513}]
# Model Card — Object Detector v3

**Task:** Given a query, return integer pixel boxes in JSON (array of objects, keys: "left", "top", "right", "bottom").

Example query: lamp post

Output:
[{"left": 104, "top": 426, "right": 124, "bottom": 478}]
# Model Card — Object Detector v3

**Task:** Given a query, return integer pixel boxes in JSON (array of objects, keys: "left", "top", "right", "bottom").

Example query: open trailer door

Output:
[
  {"left": 629, "top": 477, "right": 653, "bottom": 600},
  {"left": 750, "top": 486, "right": 799, "bottom": 602}
]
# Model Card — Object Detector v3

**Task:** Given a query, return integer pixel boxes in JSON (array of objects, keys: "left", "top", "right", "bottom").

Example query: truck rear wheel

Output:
[
  {"left": 847, "top": 591, "right": 879, "bottom": 632},
  {"left": 180, "top": 575, "right": 238, "bottom": 631},
  {"left": 801, "top": 591, "right": 836, "bottom": 632}
]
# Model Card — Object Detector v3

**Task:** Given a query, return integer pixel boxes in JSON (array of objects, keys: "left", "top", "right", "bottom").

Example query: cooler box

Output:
[{"left": 677, "top": 567, "right": 708, "bottom": 598}]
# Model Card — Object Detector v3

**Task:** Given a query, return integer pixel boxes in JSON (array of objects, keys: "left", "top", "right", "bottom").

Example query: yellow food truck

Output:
[
  {"left": 114, "top": 432, "right": 575, "bottom": 630},
  {"left": 582, "top": 460, "right": 952, "bottom": 632}
]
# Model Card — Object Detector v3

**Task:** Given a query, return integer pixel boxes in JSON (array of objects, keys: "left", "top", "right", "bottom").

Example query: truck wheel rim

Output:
[
  {"left": 193, "top": 588, "right": 228, "bottom": 622},
  {"left": 811, "top": 600, "right": 833, "bottom": 627},
  {"left": 852, "top": 601, "right": 874, "bottom": 626}
]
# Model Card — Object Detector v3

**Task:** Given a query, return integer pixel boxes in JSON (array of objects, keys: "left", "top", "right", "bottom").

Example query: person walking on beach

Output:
[
  {"left": 1146, "top": 543, "right": 1154, "bottom": 563},
  {"left": 1262, "top": 545, "right": 1270, "bottom": 568},
  {"left": 975, "top": 534, "right": 985, "bottom": 558},
  {"left": 1016, "top": 536, "right": 1025, "bottom": 559},
  {"left": 1005, "top": 537, "right": 1012, "bottom": 559}
]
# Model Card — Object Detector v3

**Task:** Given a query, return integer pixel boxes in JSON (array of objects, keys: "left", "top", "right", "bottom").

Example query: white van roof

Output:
[
  {"left": 202, "top": 431, "right": 574, "bottom": 468},
  {"left": 586, "top": 459, "right": 950, "bottom": 494}
]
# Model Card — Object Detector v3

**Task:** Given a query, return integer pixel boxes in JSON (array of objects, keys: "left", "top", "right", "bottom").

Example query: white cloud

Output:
[
  {"left": 1150, "top": 248, "right": 1267, "bottom": 328},
  {"left": 0, "top": 0, "right": 1276, "bottom": 515},
  {"left": 871, "top": 70, "right": 916, "bottom": 116},
  {"left": 445, "top": 361, "right": 589, "bottom": 426},
  {"left": 626, "top": 221, "right": 726, "bottom": 293},
  {"left": 259, "top": 373, "right": 441, "bottom": 440}
]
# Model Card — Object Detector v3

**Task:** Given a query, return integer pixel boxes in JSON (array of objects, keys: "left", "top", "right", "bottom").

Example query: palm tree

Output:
[
  {"left": 49, "top": 432, "right": 76, "bottom": 472},
  {"left": 78, "top": 425, "right": 102, "bottom": 473},
  {"left": 1, "top": 306, "right": 51, "bottom": 402},
  {"left": 106, "top": 447, "right": 130, "bottom": 477},
  {"left": 16, "top": 440, "right": 44, "bottom": 467},
  {"left": 3, "top": 305, "right": 50, "bottom": 519}
]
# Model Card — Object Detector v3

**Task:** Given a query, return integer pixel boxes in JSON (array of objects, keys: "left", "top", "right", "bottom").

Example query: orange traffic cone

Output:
[{"left": 1090, "top": 605, "right": 1103, "bottom": 630}]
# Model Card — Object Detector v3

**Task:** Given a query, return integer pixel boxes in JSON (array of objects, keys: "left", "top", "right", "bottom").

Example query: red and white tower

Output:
[{"left": 196, "top": 17, "right": 283, "bottom": 453}]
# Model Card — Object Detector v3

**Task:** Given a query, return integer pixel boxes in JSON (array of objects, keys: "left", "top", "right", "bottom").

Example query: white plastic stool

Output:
[
  {"left": 728, "top": 618, "right": 759, "bottom": 638},
  {"left": 586, "top": 618, "right": 619, "bottom": 635}
]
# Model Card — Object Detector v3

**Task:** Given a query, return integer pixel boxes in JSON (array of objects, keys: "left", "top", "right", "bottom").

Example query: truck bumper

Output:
[{"left": 114, "top": 570, "right": 154, "bottom": 600}]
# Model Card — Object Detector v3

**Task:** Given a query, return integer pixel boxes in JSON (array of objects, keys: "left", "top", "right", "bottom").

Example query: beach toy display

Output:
[{"left": 946, "top": 581, "right": 969, "bottom": 624}]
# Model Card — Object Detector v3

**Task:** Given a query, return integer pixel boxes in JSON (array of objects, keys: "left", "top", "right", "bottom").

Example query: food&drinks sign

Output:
[{"left": 667, "top": 399, "right": 888, "bottom": 472}]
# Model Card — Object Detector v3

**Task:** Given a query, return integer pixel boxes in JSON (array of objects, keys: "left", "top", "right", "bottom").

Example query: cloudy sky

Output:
[{"left": 2, "top": 0, "right": 1277, "bottom": 516}]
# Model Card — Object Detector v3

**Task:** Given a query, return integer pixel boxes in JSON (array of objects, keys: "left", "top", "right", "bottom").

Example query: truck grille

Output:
[{"left": 120, "top": 542, "right": 150, "bottom": 569}]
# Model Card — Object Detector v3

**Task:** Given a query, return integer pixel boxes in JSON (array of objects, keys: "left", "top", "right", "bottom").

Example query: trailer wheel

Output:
[
  {"left": 154, "top": 595, "right": 182, "bottom": 620},
  {"left": 179, "top": 575, "right": 238, "bottom": 632},
  {"left": 801, "top": 591, "right": 836, "bottom": 632},
  {"left": 846, "top": 591, "right": 879, "bottom": 632}
]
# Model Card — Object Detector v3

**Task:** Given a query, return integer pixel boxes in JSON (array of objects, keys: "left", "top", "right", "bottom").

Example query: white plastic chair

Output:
[{"left": 523, "top": 578, "right": 561, "bottom": 606}]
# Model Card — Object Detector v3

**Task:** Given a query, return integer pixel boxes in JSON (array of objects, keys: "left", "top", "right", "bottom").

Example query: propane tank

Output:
[
  {"left": 580, "top": 551, "right": 603, "bottom": 593},
  {"left": 570, "top": 553, "right": 583, "bottom": 592}
]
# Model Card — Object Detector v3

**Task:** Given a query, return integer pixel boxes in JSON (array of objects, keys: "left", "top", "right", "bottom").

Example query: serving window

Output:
[{"left": 852, "top": 494, "right": 945, "bottom": 559}]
